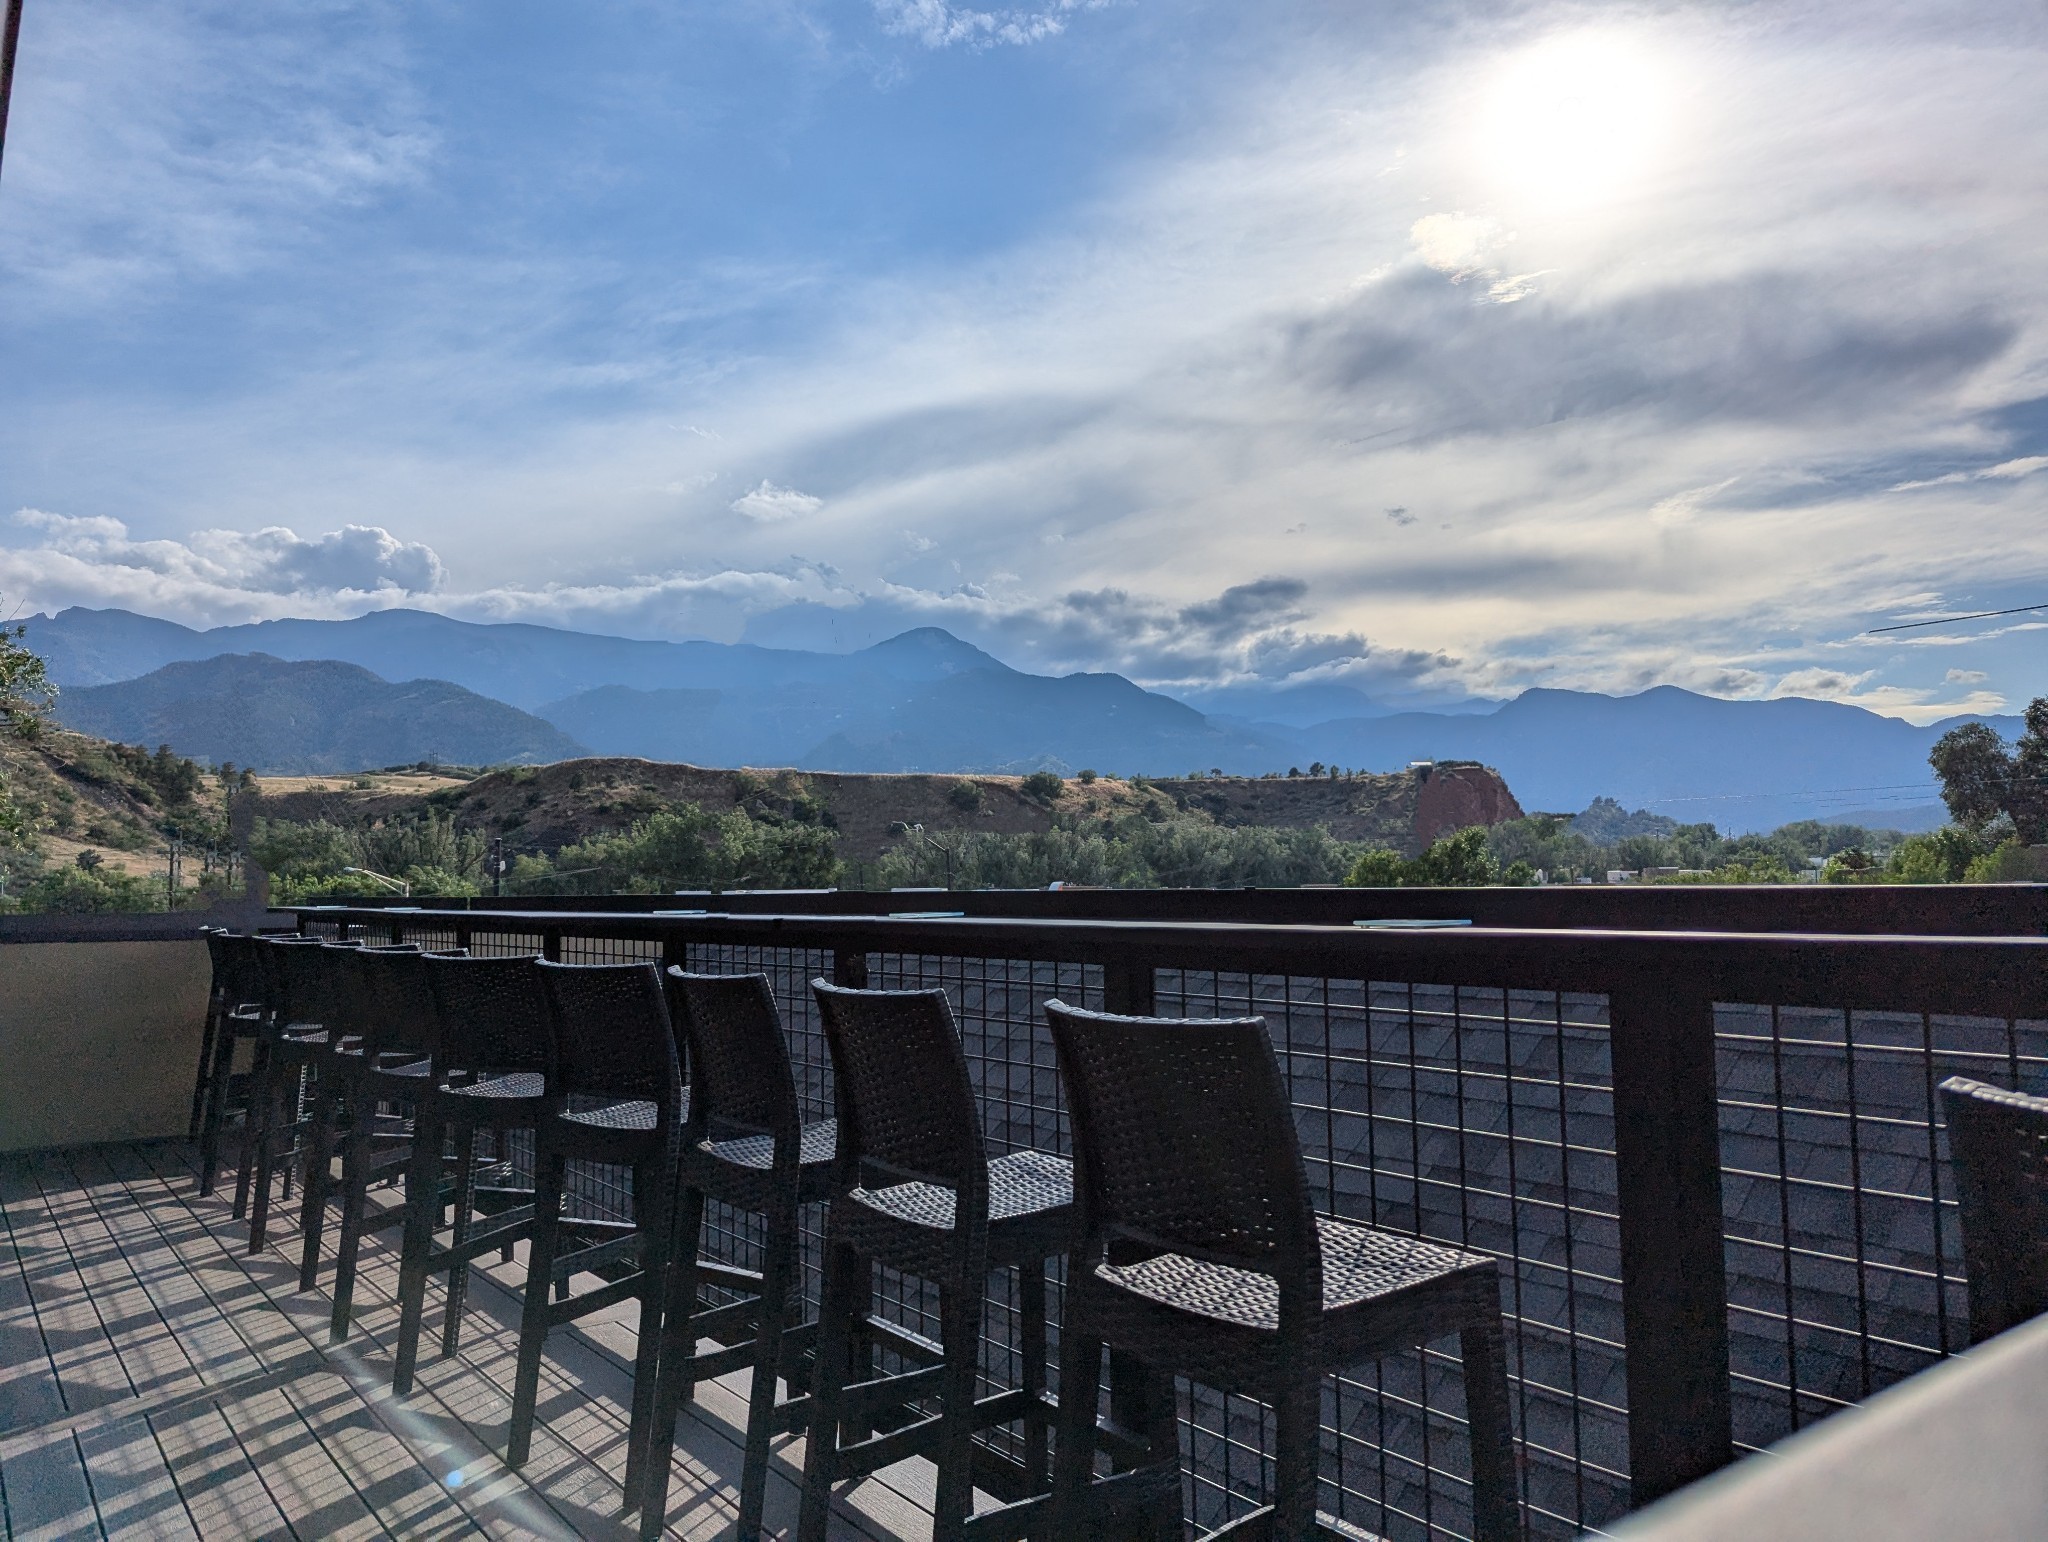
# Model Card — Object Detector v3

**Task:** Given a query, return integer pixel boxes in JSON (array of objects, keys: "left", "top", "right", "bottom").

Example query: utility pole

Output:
[
  {"left": 166, "top": 837, "right": 182, "bottom": 911},
  {"left": 490, "top": 836, "right": 505, "bottom": 898},
  {"left": 0, "top": 0, "right": 24, "bottom": 186}
]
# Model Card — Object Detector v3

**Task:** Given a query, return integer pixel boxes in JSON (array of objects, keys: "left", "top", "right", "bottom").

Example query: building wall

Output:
[{"left": 0, "top": 940, "right": 209, "bottom": 1153}]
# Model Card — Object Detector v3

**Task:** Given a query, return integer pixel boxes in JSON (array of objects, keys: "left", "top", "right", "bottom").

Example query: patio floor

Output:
[{"left": 0, "top": 1140, "right": 926, "bottom": 1540}]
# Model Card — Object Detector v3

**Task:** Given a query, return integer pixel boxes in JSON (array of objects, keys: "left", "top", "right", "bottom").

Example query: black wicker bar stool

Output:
[
  {"left": 1938, "top": 1076, "right": 2048, "bottom": 1345},
  {"left": 506, "top": 959, "right": 685, "bottom": 1503},
  {"left": 292, "top": 942, "right": 427, "bottom": 1295},
  {"left": 391, "top": 951, "right": 552, "bottom": 1395},
  {"left": 1043, "top": 1000, "right": 1520, "bottom": 1542},
  {"left": 326, "top": 943, "right": 462, "bottom": 1344},
  {"left": 195, "top": 930, "right": 281, "bottom": 1198},
  {"left": 238, "top": 936, "right": 361, "bottom": 1254},
  {"left": 798, "top": 980, "right": 1075, "bottom": 1542},
  {"left": 634, "top": 969, "right": 840, "bottom": 1540}
]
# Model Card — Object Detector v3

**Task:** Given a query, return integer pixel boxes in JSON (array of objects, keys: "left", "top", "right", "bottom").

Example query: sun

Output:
[{"left": 1474, "top": 31, "right": 1675, "bottom": 212}]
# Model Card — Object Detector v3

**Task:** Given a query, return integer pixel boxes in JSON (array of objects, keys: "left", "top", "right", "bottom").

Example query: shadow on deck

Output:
[{"left": 0, "top": 1141, "right": 920, "bottom": 1540}]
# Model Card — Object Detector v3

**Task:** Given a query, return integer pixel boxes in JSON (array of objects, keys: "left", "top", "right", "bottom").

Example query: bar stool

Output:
[
  {"left": 327, "top": 944, "right": 461, "bottom": 1344},
  {"left": 1938, "top": 1076, "right": 2048, "bottom": 1344},
  {"left": 195, "top": 931, "right": 277, "bottom": 1198},
  {"left": 799, "top": 980, "right": 1075, "bottom": 1542},
  {"left": 1042, "top": 1000, "right": 1521, "bottom": 1542},
  {"left": 240, "top": 936, "right": 361, "bottom": 1254},
  {"left": 392, "top": 951, "right": 552, "bottom": 1395},
  {"left": 635, "top": 969, "right": 839, "bottom": 1540},
  {"left": 293, "top": 942, "right": 424, "bottom": 1294},
  {"left": 505, "top": 960, "right": 684, "bottom": 1502}
]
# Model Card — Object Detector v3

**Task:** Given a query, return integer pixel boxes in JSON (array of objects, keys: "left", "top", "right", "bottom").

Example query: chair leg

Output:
[
  {"left": 508, "top": 1145, "right": 567, "bottom": 1469},
  {"left": 248, "top": 1052, "right": 289, "bottom": 1252},
  {"left": 931, "top": 1278, "right": 986, "bottom": 1542},
  {"left": 1461, "top": 1314, "right": 1521, "bottom": 1542},
  {"left": 1271, "top": 1371, "right": 1322, "bottom": 1542},
  {"left": 198, "top": 1024, "right": 242, "bottom": 1197},
  {"left": 233, "top": 1037, "right": 273, "bottom": 1223},
  {"left": 330, "top": 1092, "right": 379, "bottom": 1344},
  {"left": 796, "top": 1238, "right": 864, "bottom": 1542},
  {"left": 735, "top": 1200, "right": 799, "bottom": 1541},
  {"left": 440, "top": 1126, "right": 480, "bottom": 1360},
  {"left": 297, "top": 1075, "right": 345, "bottom": 1291},
  {"left": 1019, "top": 1260, "right": 1050, "bottom": 1493},
  {"left": 634, "top": 1184, "right": 705, "bottom": 1536},
  {"left": 392, "top": 1106, "right": 447, "bottom": 1396},
  {"left": 622, "top": 1157, "right": 671, "bottom": 1504},
  {"left": 189, "top": 996, "right": 222, "bottom": 1141},
  {"left": 1048, "top": 1310, "right": 1104, "bottom": 1538}
]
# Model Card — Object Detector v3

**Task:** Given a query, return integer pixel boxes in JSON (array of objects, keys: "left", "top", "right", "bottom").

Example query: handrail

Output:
[{"left": 299, "top": 881, "right": 2048, "bottom": 936}]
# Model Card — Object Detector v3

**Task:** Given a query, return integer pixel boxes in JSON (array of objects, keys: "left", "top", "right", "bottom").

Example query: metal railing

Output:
[{"left": 285, "top": 901, "right": 2048, "bottom": 1540}]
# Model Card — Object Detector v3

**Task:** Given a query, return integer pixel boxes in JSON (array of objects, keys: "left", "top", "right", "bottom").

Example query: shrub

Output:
[
  {"left": 1020, "top": 771, "right": 1065, "bottom": 803},
  {"left": 947, "top": 780, "right": 985, "bottom": 813},
  {"left": 1077, "top": 769, "right": 1098, "bottom": 784}
]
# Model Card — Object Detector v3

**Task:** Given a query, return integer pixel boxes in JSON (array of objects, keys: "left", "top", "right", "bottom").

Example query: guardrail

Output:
[
  {"left": 314, "top": 881, "right": 2048, "bottom": 935},
  {"left": 283, "top": 902, "right": 2048, "bottom": 1540}
]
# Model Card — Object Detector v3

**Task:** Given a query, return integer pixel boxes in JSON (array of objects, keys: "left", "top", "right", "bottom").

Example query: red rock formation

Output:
[{"left": 1412, "top": 764, "right": 1525, "bottom": 848}]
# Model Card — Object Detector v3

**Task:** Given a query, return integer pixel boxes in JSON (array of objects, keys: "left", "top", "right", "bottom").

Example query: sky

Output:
[{"left": 1, "top": 0, "right": 2045, "bottom": 723}]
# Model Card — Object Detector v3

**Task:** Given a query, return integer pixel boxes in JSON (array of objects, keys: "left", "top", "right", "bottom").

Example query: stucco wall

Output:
[{"left": 0, "top": 940, "right": 210, "bottom": 1153}]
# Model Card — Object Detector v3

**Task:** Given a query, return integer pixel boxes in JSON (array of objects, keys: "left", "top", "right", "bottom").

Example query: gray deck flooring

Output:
[{"left": 0, "top": 1141, "right": 929, "bottom": 1540}]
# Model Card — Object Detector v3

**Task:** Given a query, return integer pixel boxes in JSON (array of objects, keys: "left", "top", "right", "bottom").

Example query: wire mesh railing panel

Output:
[
  {"left": 557, "top": 935, "right": 662, "bottom": 964},
  {"left": 1716, "top": 1004, "right": 2048, "bottom": 1454},
  {"left": 1155, "top": 972, "right": 1625, "bottom": 1542}
]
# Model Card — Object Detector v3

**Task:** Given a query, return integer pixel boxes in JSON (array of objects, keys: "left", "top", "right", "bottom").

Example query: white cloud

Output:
[
  {"left": 2, "top": 510, "right": 443, "bottom": 625},
  {"left": 1409, "top": 213, "right": 1501, "bottom": 278},
  {"left": 1890, "top": 455, "right": 2048, "bottom": 492},
  {"left": 872, "top": 0, "right": 1106, "bottom": 50},
  {"left": 729, "top": 481, "right": 824, "bottom": 522},
  {"left": 1946, "top": 667, "right": 1989, "bottom": 684}
]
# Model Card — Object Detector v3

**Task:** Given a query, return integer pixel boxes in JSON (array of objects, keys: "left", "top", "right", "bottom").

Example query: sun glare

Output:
[{"left": 1474, "top": 32, "right": 1675, "bottom": 212}]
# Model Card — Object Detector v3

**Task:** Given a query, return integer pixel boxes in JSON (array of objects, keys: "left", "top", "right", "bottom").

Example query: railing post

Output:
[
  {"left": 541, "top": 928, "right": 562, "bottom": 963},
  {"left": 832, "top": 947, "right": 869, "bottom": 989},
  {"left": 1608, "top": 965, "right": 1734, "bottom": 1506}
]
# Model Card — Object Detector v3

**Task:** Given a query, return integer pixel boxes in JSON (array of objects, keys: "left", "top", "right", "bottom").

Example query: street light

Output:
[{"left": 342, "top": 866, "right": 410, "bottom": 897}]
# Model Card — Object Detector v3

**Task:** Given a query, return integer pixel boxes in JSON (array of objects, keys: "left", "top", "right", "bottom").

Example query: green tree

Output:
[
  {"left": 1929, "top": 720, "right": 2015, "bottom": 831},
  {"left": 1345, "top": 848, "right": 1408, "bottom": 887},
  {"left": 0, "top": 623, "right": 56, "bottom": 844},
  {"left": 1019, "top": 770, "right": 1065, "bottom": 803},
  {"left": 1408, "top": 827, "right": 1500, "bottom": 886}
]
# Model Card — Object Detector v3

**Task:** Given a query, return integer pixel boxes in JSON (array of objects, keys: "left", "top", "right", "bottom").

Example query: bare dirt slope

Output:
[{"left": 253, "top": 758, "right": 1523, "bottom": 861}]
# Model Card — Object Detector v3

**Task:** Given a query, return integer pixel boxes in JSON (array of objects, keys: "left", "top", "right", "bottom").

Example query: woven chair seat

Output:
[
  {"left": 702, "top": 1118, "right": 838, "bottom": 1172},
  {"left": 281, "top": 1024, "right": 330, "bottom": 1046},
  {"left": 443, "top": 1071, "right": 548, "bottom": 1102},
  {"left": 1098, "top": 1218, "right": 1487, "bottom": 1331},
  {"left": 562, "top": 1099, "right": 660, "bottom": 1132},
  {"left": 852, "top": 1148, "right": 1075, "bottom": 1231}
]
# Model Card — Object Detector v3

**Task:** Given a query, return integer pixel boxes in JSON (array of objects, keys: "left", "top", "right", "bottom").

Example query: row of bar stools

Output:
[
  {"left": 634, "top": 970, "right": 840, "bottom": 1539},
  {"left": 195, "top": 930, "right": 278, "bottom": 1198}
]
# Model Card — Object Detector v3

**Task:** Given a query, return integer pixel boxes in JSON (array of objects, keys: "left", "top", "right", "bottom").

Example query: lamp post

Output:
[
  {"left": 342, "top": 866, "right": 410, "bottom": 898},
  {"left": 1, "top": 0, "right": 24, "bottom": 187}
]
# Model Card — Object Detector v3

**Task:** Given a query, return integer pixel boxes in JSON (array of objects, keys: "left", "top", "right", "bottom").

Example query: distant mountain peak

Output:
[{"left": 855, "top": 627, "right": 1009, "bottom": 677}]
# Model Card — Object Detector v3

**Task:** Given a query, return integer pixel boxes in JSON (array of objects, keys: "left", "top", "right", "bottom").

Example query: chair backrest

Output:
[
  {"left": 263, "top": 935, "right": 359, "bottom": 1027},
  {"left": 1939, "top": 1076, "right": 2048, "bottom": 1344},
  {"left": 811, "top": 980, "right": 986, "bottom": 1193},
  {"left": 205, "top": 931, "right": 268, "bottom": 1011},
  {"left": 1044, "top": 999, "right": 1321, "bottom": 1290},
  {"left": 538, "top": 960, "right": 682, "bottom": 1117},
  {"left": 423, "top": 952, "right": 552, "bottom": 1075},
  {"left": 328, "top": 943, "right": 423, "bottom": 1056},
  {"left": 666, "top": 969, "right": 799, "bottom": 1143}
]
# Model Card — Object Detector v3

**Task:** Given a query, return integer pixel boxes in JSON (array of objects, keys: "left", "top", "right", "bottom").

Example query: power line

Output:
[{"left": 1866, "top": 602, "right": 2048, "bottom": 634}]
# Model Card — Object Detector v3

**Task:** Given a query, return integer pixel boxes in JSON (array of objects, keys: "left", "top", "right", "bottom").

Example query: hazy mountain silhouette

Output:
[
  {"left": 53, "top": 654, "right": 587, "bottom": 774},
  {"left": 21, "top": 607, "right": 2018, "bottom": 829}
]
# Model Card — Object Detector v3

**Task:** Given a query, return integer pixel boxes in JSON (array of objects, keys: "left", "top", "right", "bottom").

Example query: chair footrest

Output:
[
  {"left": 429, "top": 1206, "right": 535, "bottom": 1265},
  {"left": 546, "top": 1267, "right": 647, "bottom": 1326},
  {"left": 551, "top": 1230, "right": 642, "bottom": 1281}
]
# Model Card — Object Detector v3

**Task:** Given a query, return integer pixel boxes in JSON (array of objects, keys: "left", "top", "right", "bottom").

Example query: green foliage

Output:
[
  {"left": 518, "top": 802, "right": 839, "bottom": 894},
  {"left": 1885, "top": 826, "right": 1984, "bottom": 883},
  {"left": 1929, "top": 701, "right": 2048, "bottom": 843},
  {"left": 1019, "top": 770, "right": 1065, "bottom": 803},
  {"left": 1964, "top": 839, "right": 2048, "bottom": 883},
  {"left": 876, "top": 811, "right": 1364, "bottom": 890},
  {"left": 15, "top": 863, "right": 164, "bottom": 914},
  {"left": 1343, "top": 827, "right": 1500, "bottom": 888},
  {"left": 947, "top": 780, "right": 985, "bottom": 813},
  {"left": 1, "top": 623, "right": 56, "bottom": 844},
  {"left": 1077, "top": 769, "right": 1098, "bottom": 784}
]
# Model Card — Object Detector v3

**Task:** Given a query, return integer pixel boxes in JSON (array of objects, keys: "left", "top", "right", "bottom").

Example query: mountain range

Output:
[{"left": 22, "top": 606, "right": 2016, "bottom": 831}]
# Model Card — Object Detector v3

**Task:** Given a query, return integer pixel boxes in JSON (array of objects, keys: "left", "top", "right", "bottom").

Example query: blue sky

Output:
[{"left": 1, "top": 0, "right": 2044, "bottom": 722}]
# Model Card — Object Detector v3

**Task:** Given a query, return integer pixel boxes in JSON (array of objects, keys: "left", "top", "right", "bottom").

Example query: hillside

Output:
[
  {"left": 251, "top": 759, "right": 1518, "bottom": 863},
  {"left": 0, "top": 729, "right": 232, "bottom": 886},
  {"left": 18, "top": 607, "right": 2020, "bottom": 829},
  {"left": 53, "top": 655, "right": 588, "bottom": 774}
]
